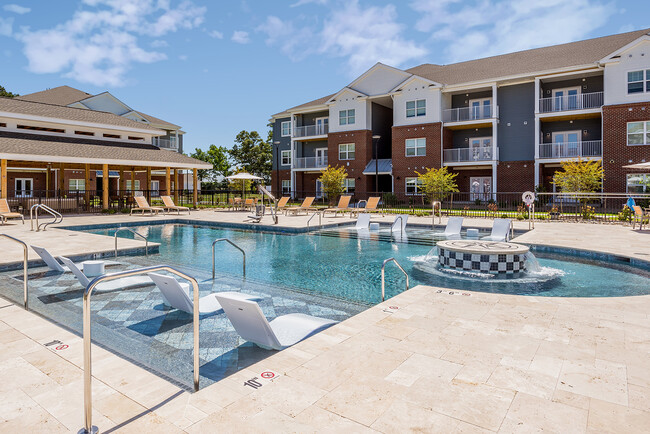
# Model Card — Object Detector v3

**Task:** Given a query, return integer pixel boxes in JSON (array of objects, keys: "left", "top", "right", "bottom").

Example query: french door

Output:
[
  {"left": 469, "top": 137, "right": 492, "bottom": 160},
  {"left": 315, "top": 148, "right": 328, "bottom": 167},
  {"left": 315, "top": 179, "right": 323, "bottom": 198},
  {"left": 470, "top": 177, "right": 491, "bottom": 201},
  {"left": 552, "top": 87, "right": 580, "bottom": 111},
  {"left": 469, "top": 98, "right": 492, "bottom": 119},
  {"left": 15, "top": 178, "right": 33, "bottom": 197},
  {"left": 552, "top": 131, "right": 580, "bottom": 157},
  {"left": 315, "top": 117, "right": 328, "bottom": 135}
]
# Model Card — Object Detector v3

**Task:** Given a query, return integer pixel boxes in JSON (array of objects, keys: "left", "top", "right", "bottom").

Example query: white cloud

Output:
[
  {"left": 0, "top": 17, "right": 13, "bottom": 36},
  {"left": 208, "top": 30, "right": 223, "bottom": 39},
  {"left": 14, "top": 0, "right": 206, "bottom": 87},
  {"left": 3, "top": 4, "right": 30, "bottom": 14},
  {"left": 291, "top": 0, "right": 328, "bottom": 7},
  {"left": 151, "top": 39, "right": 168, "bottom": 47},
  {"left": 410, "top": 0, "right": 617, "bottom": 63},
  {"left": 231, "top": 30, "right": 250, "bottom": 44},
  {"left": 257, "top": 16, "right": 313, "bottom": 61}
]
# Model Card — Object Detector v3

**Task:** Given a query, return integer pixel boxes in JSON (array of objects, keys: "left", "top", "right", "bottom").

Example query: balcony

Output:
[
  {"left": 443, "top": 146, "right": 497, "bottom": 163},
  {"left": 538, "top": 92, "right": 603, "bottom": 113},
  {"left": 443, "top": 105, "right": 497, "bottom": 123},
  {"left": 293, "top": 124, "right": 329, "bottom": 138},
  {"left": 293, "top": 156, "right": 328, "bottom": 169},
  {"left": 538, "top": 140, "right": 602, "bottom": 159},
  {"left": 153, "top": 137, "right": 178, "bottom": 150}
]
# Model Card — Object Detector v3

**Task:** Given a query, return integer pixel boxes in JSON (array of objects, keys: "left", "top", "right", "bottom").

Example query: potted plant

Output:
[{"left": 549, "top": 205, "right": 560, "bottom": 220}]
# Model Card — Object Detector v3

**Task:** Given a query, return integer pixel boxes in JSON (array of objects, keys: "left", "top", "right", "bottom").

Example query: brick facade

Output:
[
  {"left": 392, "top": 123, "right": 442, "bottom": 194},
  {"left": 497, "top": 161, "right": 535, "bottom": 192},
  {"left": 270, "top": 169, "right": 291, "bottom": 197},
  {"left": 327, "top": 129, "right": 373, "bottom": 192},
  {"left": 602, "top": 102, "right": 650, "bottom": 192},
  {"left": 452, "top": 168, "right": 493, "bottom": 192}
]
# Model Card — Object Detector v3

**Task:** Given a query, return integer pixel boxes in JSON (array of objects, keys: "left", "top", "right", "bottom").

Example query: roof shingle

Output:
[{"left": 16, "top": 86, "right": 91, "bottom": 106}]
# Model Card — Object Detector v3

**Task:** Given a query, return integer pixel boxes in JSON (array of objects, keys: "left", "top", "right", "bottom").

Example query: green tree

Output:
[
  {"left": 318, "top": 165, "right": 348, "bottom": 204},
  {"left": 0, "top": 85, "right": 18, "bottom": 98},
  {"left": 553, "top": 158, "right": 604, "bottom": 193},
  {"left": 190, "top": 145, "right": 232, "bottom": 187},
  {"left": 229, "top": 130, "right": 272, "bottom": 183},
  {"left": 415, "top": 167, "right": 459, "bottom": 202}
]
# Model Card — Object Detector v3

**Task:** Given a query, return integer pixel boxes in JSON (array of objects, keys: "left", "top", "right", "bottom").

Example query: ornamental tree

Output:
[
  {"left": 415, "top": 167, "right": 459, "bottom": 202},
  {"left": 318, "top": 165, "right": 348, "bottom": 204},
  {"left": 552, "top": 158, "right": 604, "bottom": 193}
]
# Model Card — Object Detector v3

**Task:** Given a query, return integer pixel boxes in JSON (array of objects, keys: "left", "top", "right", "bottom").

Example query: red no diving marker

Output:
[{"left": 260, "top": 371, "right": 275, "bottom": 380}]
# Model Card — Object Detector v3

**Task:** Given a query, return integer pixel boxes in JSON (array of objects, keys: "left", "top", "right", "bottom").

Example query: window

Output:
[
  {"left": 405, "top": 138, "right": 426, "bottom": 156},
  {"left": 128, "top": 136, "right": 144, "bottom": 141},
  {"left": 281, "top": 150, "right": 291, "bottom": 166},
  {"left": 339, "top": 109, "right": 355, "bottom": 125},
  {"left": 339, "top": 143, "right": 355, "bottom": 160},
  {"left": 103, "top": 133, "right": 120, "bottom": 139},
  {"left": 126, "top": 180, "right": 141, "bottom": 191},
  {"left": 281, "top": 121, "right": 291, "bottom": 137},
  {"left": 69, "top": 179, "right": 85, "bottom": 192},
  {"left": 343, "top": 178, "right": 355, "bottom": 193},
  {"left": 627, "top": 70, "right": 650, "bottom": 94},
  {"left": 151, "top": 180, "right": 160, "bottom": 196},
  {"left": 74, "top": 130, "right": 94, "bottom": 136},
  {"left": 282, "top": 180, "right": 291, "bottom": 195},
  {"left": 406, "top": 99, "right": 426, "bottom": 118},
  {"left": 627, "top": 121, "right": 650, "bottom": 145},
  {"left": 405, "top": 177, "right": 423, "bottom": 195},
  {"left": 627, "top": 174, "right": 650, "bottom": 193},
  {"left": 17, "top": 125, "right": 65, "bottom": 133}
]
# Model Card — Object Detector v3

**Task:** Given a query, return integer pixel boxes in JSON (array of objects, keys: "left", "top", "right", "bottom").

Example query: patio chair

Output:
[
  {"left": 481, "top": 218, "right": 512, "bottom": 242},
  {"left": 131, "top": 196, "right": 164, "bottom": 215},
  {"left": 31, "top": 245, "right": 118, "bottom": 273},
  {"left": 276, "top": 196, "right": 290, "bottom": 213},
  {"left": 391, "top": 215, "right": 409, "bottom": 232},
  {"left": 323, "top": 195, "right": 352, "bottom": 216},
  {"left": 215, "top": 293, "right": 338, "bottom": 350},
  {"left": 355, "top": 213, "right": 371, "bottom": 230},
  {"left": 246, "top": 204, "right": 265, "bottom": 223},
  {"left": 433, "top": 217, "right": 464, "bottom": 239},
  {"left": 351, "top": 197, "right": 382, "bottom": 216},
  {"left": 59, "top": 256, "right": 152, "bottom": 291},
  {"left": 242, "top": 198, "right": 255, "bottom": 212},
  {"left": 285, "top": 197, "right": 316, "bottom": 216},
  {"left": 161, "top": 196, "right": 190, "bottom": 215},
  {"left": 0, "top": 198, "right": 24, "bottom": 225},
  {"left": 632, "top": 206, "right": 648, "bottom": 230},
  {"left": 148, "top": 272, "right": 261, "bottom": 315}
]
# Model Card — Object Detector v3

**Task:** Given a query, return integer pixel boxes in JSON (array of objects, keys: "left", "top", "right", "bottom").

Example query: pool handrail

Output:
[
  {"left": 81, "top": 265, "right": 201, "bottom": 434},
  {"left": 30, "top": 203, "right": 63, "bottom": 232},
  {"left": 114, "top": 227, "right": 149, "bottom": 258},
  {"left": 0, "top": 234, "right": 28, "bottom": 310},
  {"left": 212, "top": 238, "right": 245, "bottom": 279},
  {"left": 381, "top": 257, "right": 409, "bottom": 302},
  {"left": 306, "top": 210, "right": 322, "bottom": 232}
]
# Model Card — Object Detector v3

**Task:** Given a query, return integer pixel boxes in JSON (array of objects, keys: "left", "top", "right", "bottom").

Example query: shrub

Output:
[
  {"left": 618, "top": 205, "right": 633, "bottom": 222},
  {"left": 383, "top": 193, "right": 398, "bottom": 207},
  {"left": 581, "top": 205, "right": 595, "bottom": 220},
  {"left": 415, "top": 167, "right": 459, "bottom": 202},
  {"left": 500, "top": 213, "right": 508, "bottom": 219}
]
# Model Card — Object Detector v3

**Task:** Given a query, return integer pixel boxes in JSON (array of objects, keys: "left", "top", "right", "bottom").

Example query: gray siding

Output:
[
  {"left": 540, "top": 75, "right": 603, "bottom": 98},
  {"left": 371, "top": 103, "right": 393, "bottom": 159},
  {"left": 272, "top": 117, "right": 291, "bottom": 170},
  {"left": 451, "top": 128, "right": 493, "bottom": 148},
  {"left": 296, "top": 140, "right": 327, "bottom": 158},
  {"left": 298, "top": 110, "right": 329, "bottom": 127},
  {"left": 451, "top": 90, "right": 492, "bottom": 109},
  {"left": 541, "top": 118, "right": 601, "bottom": 143},
  {"left": 497, "top": 83, "right": 535, "bottom": 161}
]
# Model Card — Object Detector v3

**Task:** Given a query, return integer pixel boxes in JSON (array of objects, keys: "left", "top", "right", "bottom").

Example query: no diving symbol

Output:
[
  {"left": 45, "top": 340, "right": 68, "bottom": 351},
  {"left": 260, "top": 371, "right": 275, "bottom": 380},
  {"left": 55, "top": 345, "right": 68, "bottom": 350}
]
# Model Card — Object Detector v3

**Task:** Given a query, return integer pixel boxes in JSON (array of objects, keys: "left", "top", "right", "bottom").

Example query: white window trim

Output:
[
  {"left": 626, "top": 121, "right": 650, "bottom": 146},
  {"left": 339, "top": 109, "right": 355, "bottom": 125},
  {"left": 406, "top": 99, "right": 426, "bottom": 118},
  {"left": 15, "top": 178, "right": 34, "bottom": 197},
  {"left": 405, "top": 177, "right": 423, "bottom": 195},
  {"left": 281, "top": 121, "right": 291, "bottom": 137},
  {"left": 69, "top": 178, "right": 86, "bottom": 192},
  {"left": 280, "top": 150, "right": 292, "bottom": 166},
  {"left": 343, "top": 178, "right": 355, "bottom": 193},
  {"left": 125, "top": 180, "right": 141, "bottom": 191},
  {"left": 281, "top": 179, "right": 291, "bottom": 194},
  {"left": 339, "top": 143, "right": 355, "bottom": 160},
  {"left": 626, "top": 68, "right": 650, "bottom": 95},
  {"left": 405, "top": 138, "right": 426, "bottom": 157}
]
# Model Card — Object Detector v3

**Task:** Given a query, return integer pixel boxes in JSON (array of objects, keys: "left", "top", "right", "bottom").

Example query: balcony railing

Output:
[
  {"left": 443, "top": 146, "right": 497, "bottom": 163},
  {"left": 154, "top": 138, "right": 178, "bottom": 150},
  {"left": 293, "top": 156, "right": 328, "bottom": 169},
  {"left": 293, "top": 124, "right": 329, "bottom": 138},
  {"left": 442, "top": 105, "right": 497, "bottom": 123},
  {"left": 538, "top": 92, "right": 603, "bottom": 113},
  {"left": 538, "top": 140, "right": 602, "bottom": 159}
]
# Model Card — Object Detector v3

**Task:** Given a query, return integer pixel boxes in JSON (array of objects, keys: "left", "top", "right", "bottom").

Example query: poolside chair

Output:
[
  {"left": 351, "top": 197, "right": 381, "bottom": 216},
  {"left": 148, "top": 272, "right": 261, "bottom": 315},
  {"left": 285, "top": 197, "right": 316, "bottom": 216},
  {"left": 131, "top": 196, "right": 164, "bottom": 215},
  {"left": 276, "top": 196, "right": 290, "bottom": 213},
  {"left": 215, "top": 293, "right": 338, "bottom": 350},
  {"left": 632, "top": 206, "right": 648, "bottom": 230},
  {"left": 481, "top": 218, "right": 512, "bottom": 242},
  {"left": 323, "top": 195, "right": 352, "bottom": 216},
  {"left": 246, "top": 204, "right": 265, "bottom": 223},
  {"left": 161, "top": 196, "right": 190, "bottom": 215},
  {"left": 31, "top": 245, "right": 118, "bottom": 273},
  {"left": 59, "top": 257, "right": 152, "bottom": 291},
  {"left": 355, "top": 213, "right": 371, "bottom": 230},
  {"left": 391, "top": 215, "right": 409, "bottom": 232},
  {"left": 0, "top": 199, "right": 24, "bottom": 225},
  {"left": 242, "top": 198, "right": 255, "bottom": 212},
  {"left": 433, "top": 217, "right": 464, "bottom": 239}
]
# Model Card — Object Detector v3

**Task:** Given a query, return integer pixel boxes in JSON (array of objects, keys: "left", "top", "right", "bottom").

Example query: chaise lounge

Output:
[
  {"left": 433, "top": 217, "right": 464, "bottom": 239},
  {"left": 323, "top": 195, "right": 351, "bottom": 216},
  {"left": 161, "top": 195, "right": 190, "bottom": 215},
  {"left": 131, "top": 196, "right": 165, "bottom": 215},
  {"left": 481, "top": 218, "right": 512, "bottom": 242},
  {"left": 0, "top": 198, "right": 24, "bottom": 225},
  {"left": 285, "top": 197, "right": 316, "bottom": 216},
  {"left": 59, "top": 256, "right": 152, "bottom": 291}
]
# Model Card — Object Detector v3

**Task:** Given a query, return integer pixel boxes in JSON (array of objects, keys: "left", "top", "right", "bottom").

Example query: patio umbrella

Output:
[{"left": 226, "top": 172, "right": 262, "bottom": 198}]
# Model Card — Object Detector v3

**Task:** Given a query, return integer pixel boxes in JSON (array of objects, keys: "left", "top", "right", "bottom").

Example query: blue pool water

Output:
[{"left": 87, "top": 223, "right": 650, "bottom": 300}]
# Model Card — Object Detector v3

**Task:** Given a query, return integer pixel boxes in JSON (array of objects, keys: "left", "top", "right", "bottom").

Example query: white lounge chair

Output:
[
  {"left": 391, "top": 215, "right": 409, "bottom": 232},
  {"left": 59, "top": 256, "right": 152, "bottom": 291},
  {"left": 215, "top": 293, "right": 338, "bottom": 350},
  {"left": 148, "top": 273, "right": 261, "bottom": 315},
  {"left": 355, "top": 213, "right": 371, "bottom": 230},
  {"left": 434, "top": 217, "right": 463, "bottom": 239},
  {"left": 31, "top": 245, "right": 118, "bottom": 273},
  {"left": 481, "top": 218, "right": 512, "bottom": 242}
]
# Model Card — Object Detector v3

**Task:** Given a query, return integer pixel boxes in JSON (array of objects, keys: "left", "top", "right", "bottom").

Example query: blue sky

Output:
[{"left": 1, "top": 0, "right": 649, "bottom": 154}]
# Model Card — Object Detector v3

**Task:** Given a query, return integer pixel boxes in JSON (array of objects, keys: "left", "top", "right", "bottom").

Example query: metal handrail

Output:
[
  {"left": 81, "top": 265, "right": 200, "bottom": 434},
  {"left": 381, "top": 258, "right": 409, "bottom": 302},
  {"left": 212, "top": 238, "right": 245, "bottom": 279},
  {"left": 30, "top": 203, "right": 63, "bottom": 232},
  {"left": 114, "top": 227, "right": 149, "bottom": 258},
  {"left": 0, "top": 234, "right": 29, "bottom": 310},
  {"left": 390, "top": 216, "right": 404, "bottom": 240},
  {"left": 307, "top": 211, "right": 322, "bottom": 232}
]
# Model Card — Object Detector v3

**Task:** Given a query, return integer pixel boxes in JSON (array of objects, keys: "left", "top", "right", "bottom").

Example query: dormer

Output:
[{"left": 391, "top": 75, "right": 443, "bottom": 126}]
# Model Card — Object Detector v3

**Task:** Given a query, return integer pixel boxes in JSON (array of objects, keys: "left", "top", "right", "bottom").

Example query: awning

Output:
[
  {"left": 96, "top": 170, "right": 120, "bottom": 178},
  {"left": 362, "top": 159, "right": 392, "bottom": 175},
  {"left": 623, "top": 162, "right": 650, "bottom": 169}
]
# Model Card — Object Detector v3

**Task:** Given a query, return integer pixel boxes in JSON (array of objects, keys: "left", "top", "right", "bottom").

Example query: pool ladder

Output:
[
  {"left": 212, "top": 238, "right": 245, "bottom": 279},
  {"left": 0, "top": 234, "right": 29, "bottom": 310},
  {"left": 381, "top": 258, "right": 409, "bottom": 302},
  {"left": 306, "top": 211, "right": 322, "bottom": 232},
  {"left": 113, "top": 227, "right": 149, "bottom": 257},
  {"left": 390, "top": 216, "right": 405, "bottom": 240},
  {"left": 30, "top": 204, "right": 63, "bottom": 232}
]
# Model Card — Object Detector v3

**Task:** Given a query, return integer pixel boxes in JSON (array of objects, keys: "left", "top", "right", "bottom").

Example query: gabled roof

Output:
[
  {"left": 16, "top": 86, "right": 91, "bottom": 105},
  {"left": 600, "top": 34, "right": 650, "bottom": 64},
  {"left": 326, "top": 87, "right": 367, "bottom": 103},
  {"left": 287, "top": 93, "right": 335, "bottom": 112},
  {"left": 0, "top": 97, "right": 163, "bottom": 132},
  {"left": 135, "top": 111, "right": 181, "bottom": 130}
]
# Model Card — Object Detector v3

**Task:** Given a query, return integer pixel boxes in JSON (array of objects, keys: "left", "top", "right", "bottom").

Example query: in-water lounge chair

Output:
[
  {"left": 391, "top": 215, "right": 409, "bottom": 232},
  {"left": 323, "top": 195, "right": 351, "bottom": 216},
  {"left": 215, "top": 293, "right": 338, "bottom": 350},
  {"left": 285, "top": 197, "right": 316, "bottom": 216},
  {"left": 434, "top": 217, "right": 464, "bottom": 239},
  {"left": 355, "top": 213, "right": 371, "bottom": 230},
  {"left": 31, "top": 245, "right": 118, "bottom": 272},
  {"left": 59, "top": 256, "right": 152, "bottom": 291},
  {"left": 161, "top": 196, "right": 190, "bottom": 215},
  {"left": 148, "top": 272, "right": 261, "bottom": 315},
  {"left": 131, "top": 196, "right": 165, "bottom": 215},
  {"left": 0, "top": 199, "right": 24, "bottom": 225},
  {"left": 481, "top": 218, "right": 512, "bottom": 242}
]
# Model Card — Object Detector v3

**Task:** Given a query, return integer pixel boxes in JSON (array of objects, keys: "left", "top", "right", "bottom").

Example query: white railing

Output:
[
  {"left": 538, "top": 91, "right": 603, "bottom": 113},
  {"left": 443, "top": 105, "right": 497, "bottom": 122},
  {"left": 538, "top": 140, "right": 602, "bottom": 159},
  {"left": 293, "top": 124, "right": 329, "bottom": 138},
  {"left": 154, "top": 137, "right": 178, "bottom": 150},
  {"left": 293, "top": 156, "right": 328, "bottom": 169},
  {"left": 443, "top": 146, "right": 497, "bottom": 163}
]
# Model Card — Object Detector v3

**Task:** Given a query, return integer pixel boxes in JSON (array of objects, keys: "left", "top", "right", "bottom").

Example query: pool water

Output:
[{"left": 88, "top": 223, "right": 650, "bottom": 300}]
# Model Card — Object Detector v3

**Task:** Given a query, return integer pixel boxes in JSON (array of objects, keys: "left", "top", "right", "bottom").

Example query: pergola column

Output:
[
  {"left": 193, "top": 169, "right": 198, "bottom": 208},
  {"left": 58, "top": 163, "right": 65, "bottom": 195},
  {"left": 166, "top": 167, "right": 171, "bottom": 196},
  {"left": 102, "top": 164, "right": 109, "bottom": 209},
  {"left": 146, "top": 167, "right": 152, "bottom": 201},
  {"left": 131, "top": 167, "right": 136, "bottom": 193},
  {"left": 0, "top": 159, "right": 7, "bottom": 199},
  {"left": 84, "top": 164, "right": 90, "bottom": 211},
  {"left": 173, "top": 169, "right": 178, "bottom": 202},
  {"left": 119, "top": 168, "right": 125, "bottom": 194}
]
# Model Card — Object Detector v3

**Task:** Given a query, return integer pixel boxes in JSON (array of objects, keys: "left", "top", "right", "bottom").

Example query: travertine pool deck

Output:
[{"left": 0, "top": 211, "right": 648, "bottom": 432}]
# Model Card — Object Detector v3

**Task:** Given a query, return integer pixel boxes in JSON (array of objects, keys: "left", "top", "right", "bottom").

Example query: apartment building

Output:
[{"left": 270, "top": 28, "right": 650, "bottom": 199}]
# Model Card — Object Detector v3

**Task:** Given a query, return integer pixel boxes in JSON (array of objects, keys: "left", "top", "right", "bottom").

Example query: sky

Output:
[{"left": 1, "top": 0, "right": 649, "bottom": 154}]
